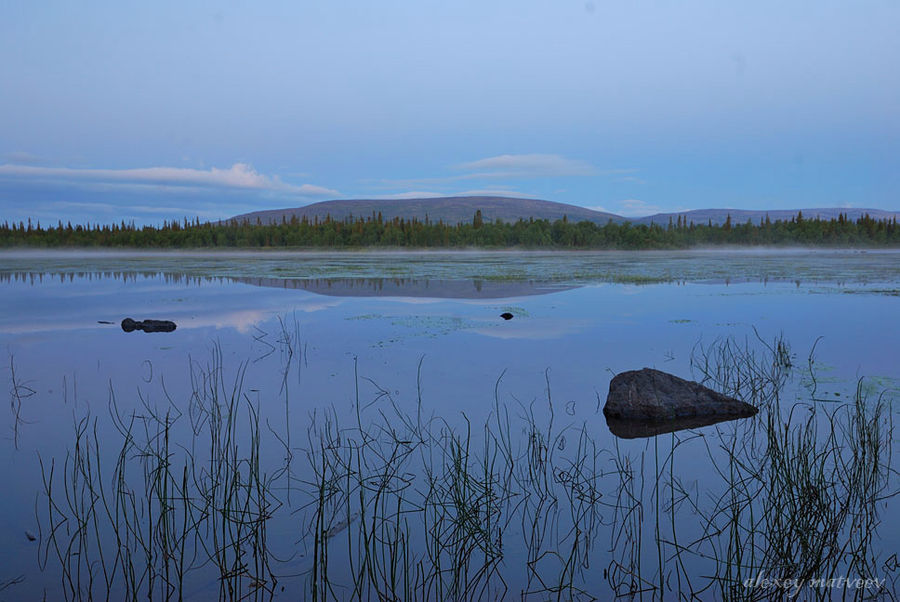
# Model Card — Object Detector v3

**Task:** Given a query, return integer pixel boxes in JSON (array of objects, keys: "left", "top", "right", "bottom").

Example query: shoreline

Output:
[{"left": 1, "top": 246, "right": 898, "bottom": 258}]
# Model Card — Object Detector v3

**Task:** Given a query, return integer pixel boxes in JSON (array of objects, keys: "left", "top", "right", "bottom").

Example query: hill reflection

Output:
[
  {"left": 232, "top": 276, "right": 576, "bottom": 298},
  {"left": 1, "top": 271, "right": 576, "bottom": 299}
]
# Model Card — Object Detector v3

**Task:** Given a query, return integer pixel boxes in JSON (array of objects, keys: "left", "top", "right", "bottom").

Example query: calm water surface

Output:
[{"left": 1, "top": 250, "right": 898, "bottom": 600}]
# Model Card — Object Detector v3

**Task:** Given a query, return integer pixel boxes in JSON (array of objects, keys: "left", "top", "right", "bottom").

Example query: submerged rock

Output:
[
  {"left": 603, "top": 368, "right": 757, "bottom": 422},
  {"left": 121, "top": 318, "right": 177, "bottom": 333}
]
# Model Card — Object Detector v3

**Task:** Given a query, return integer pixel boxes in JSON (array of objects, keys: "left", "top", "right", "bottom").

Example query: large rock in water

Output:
[{"left": 603, "top": 368, "right": 757, "bottom": 421}]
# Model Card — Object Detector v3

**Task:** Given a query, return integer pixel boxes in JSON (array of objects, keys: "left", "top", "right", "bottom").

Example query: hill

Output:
[
  {"left": 229, "top": 196, "right": 622, "bottom": 225},
  {"left": 228, "top": 196, "right": 899, "bottom": 229},
  {"left": 635, "top": 208, "right": 900, "bottom": 227}
]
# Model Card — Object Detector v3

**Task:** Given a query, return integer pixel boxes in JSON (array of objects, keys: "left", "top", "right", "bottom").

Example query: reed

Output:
[
  {"left": 38, "top": 342, "right": 286, "bottom": 601},
  {"left": 8, "top": 353, "right": 35, "bottom": 450},
  {"left": 33, "top": 325, "right": 896, "bottom": 600}
]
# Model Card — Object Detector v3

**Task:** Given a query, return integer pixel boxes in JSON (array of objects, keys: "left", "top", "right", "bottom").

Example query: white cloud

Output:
[
  {"left": 452, "top": 188, "right": 534, "bottom": 198},
  {"left": 2, "top": 151, "right": 42, "bottom": 164},
  {"left": 46, "top": 201, "right": 119, "bottom": 213},
  {"left": 118, "top": 204, "right": 228, "bottom": 218},
  {"left": 0, "top": 162, "right": 338, "bottom": 196},
  {"left": 469, "top": 318, "right": 590, "bottom": 340},
  {"left": 289, "top": 183, "right": 340, "bottom": 196},
  {"left": 376, "top": 154, "right": 604, "bottom": 189},
  {"left": 456, "top": 154, "right": 596, "bottom": 177},
  {"left": 618, "top": 199, "right": 662, "bottom": 217},
  {"left": 587, "top": 199, "right": 694, "bottom": 218},
  {"left": 372, "top": 188, "right": 535, "bottom": 200},
  {"left": 374, "top": 191, "right": 448, "bottom": 199},
  {"left": 614, "top": 175, "right": 646, "bottom": 185},
  {"left": 586, "top": 199, "right": 661, "bottom": 217},
  {"left": 19, "top": 199, "right": 265, "bottom": 223}
]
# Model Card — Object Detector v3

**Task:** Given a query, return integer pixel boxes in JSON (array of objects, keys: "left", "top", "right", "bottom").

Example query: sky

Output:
[{"left": 1, "top": 0, "right": 898, "bottom": 225}]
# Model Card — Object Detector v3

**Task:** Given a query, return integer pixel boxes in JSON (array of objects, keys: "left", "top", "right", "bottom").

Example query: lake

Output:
[{"left": 1, "top": 249, "right": 898, "bottom": 600}]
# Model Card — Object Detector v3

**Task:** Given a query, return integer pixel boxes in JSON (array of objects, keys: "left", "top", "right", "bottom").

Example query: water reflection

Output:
[
  {"left": 2, "top": 248, "right": 900, "bottom": 286},
  {"left": 1, "top": 271, "right": 575, "bottom": 299},
  {"left": 3, "top": 253, "right": 900, "bottom": 598},
  {"left": 232, "top": 276, "right": 576, "bottom": 298},
  {"left": 605, "top": 413, "right": 754, "bottom": 439}
]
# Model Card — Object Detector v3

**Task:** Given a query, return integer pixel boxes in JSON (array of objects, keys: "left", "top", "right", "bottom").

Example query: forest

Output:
[{"left": 1, "top": 210, "right": 898, "bottom": 249}]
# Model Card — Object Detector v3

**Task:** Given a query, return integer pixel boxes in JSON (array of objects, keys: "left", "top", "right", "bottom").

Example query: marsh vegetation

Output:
[{"left": 26, "top": 322, "right": 897, "bottom": 600}]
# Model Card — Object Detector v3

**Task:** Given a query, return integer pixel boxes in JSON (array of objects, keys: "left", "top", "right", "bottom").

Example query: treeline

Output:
[{"left": 1, "top": 210, "right": 898, "bottom": 249}]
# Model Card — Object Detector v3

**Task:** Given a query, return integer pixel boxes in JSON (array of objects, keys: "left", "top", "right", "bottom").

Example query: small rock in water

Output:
[
  {"left": 500, "top": 312, "right": 514, "bottom": 320},
  {"left": 97, "top": 320, "right": 114, "bottom": 324},
  {"left": 25, "top": 530, "right": 36, "bottom": 542},
  {"left": 140, "top": 319, "right": 177, "bottom": 333},
  {"left": 121, "top": 318, "right": 177, "bottom": 333}
]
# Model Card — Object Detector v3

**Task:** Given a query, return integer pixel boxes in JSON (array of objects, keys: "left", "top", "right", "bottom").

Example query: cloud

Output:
[
  {"left": 21, "top": 201, "right": 237, "bottom": 223},
  {"left": 45, "top": 201, "right": 120, "bottom": 214},
  {"left": 469, "top": 318, "right": 591, "bottom": 340},
  {"left": 586, "top": 200, "right": 659, "bottom": 217},
  {"left": 456, "top": 154, "right": 597, "bottom": 177},
  {"left": 614, "top": 175, "right": 646, "bottom": 185},
  {"left": 13, "top": 196, "right": 295, "bottom": 225},
  {"left": 2, "top": 151, "right": 43, "bottom": 164},
  {"left": 452, "top": 188, "right": 534, "bottom": 198},
  {"left": 375, "top": 155, "right": 632, "bottom": 189},
  {"left": 289, "top": 183, "right": 340, "bottom": 196},
  {"left": 50, "top": 201, "right": 222, "bottom": 218},
  {"left": 373, "top": 188, "right": 534, "bottom": 200},
  {"left": 588, "top": 199, "right": 692, "bottom": 218},
  {"left": 0, "top": 162, "right": 338, "bottom": 196},
  {"left": 373, "top": 191, "right": 448, "bottom": 199},
  {"left": 617, "top": 199, "right": 662, "bottom": 217}
]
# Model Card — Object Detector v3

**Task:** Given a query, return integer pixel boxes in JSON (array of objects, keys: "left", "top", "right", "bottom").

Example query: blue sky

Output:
[{"left": 1, "top": 1, "right": 897, "bottom": 225}]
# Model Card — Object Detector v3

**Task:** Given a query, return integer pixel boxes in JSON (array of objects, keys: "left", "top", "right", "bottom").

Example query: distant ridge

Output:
[
  {"left": 227, "top": 196, "right": 899, "bottom": 228},
  {"left": 635, "top": 208, "right": 900, "bottom": 227},
  {"left": 229, "top": 196, "right": 622, "bottom": 225}
]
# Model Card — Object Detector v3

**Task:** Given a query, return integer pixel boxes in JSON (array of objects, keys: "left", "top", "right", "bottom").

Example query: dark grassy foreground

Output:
[{"left": 28, "top": 326, "right": 898, "bottom": 601}]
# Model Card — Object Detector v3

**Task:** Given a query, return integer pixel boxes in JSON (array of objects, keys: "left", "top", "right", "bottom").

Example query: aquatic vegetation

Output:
[
  {"left": 31, "top": 327, "right": 897, "bottom": 600},
  {"left": 683, "top": 334, "right": 898, "bottom": 600},
  {"left": 7, "top": 353, "right": 35, "bottom": 450},
  {"left": 841, "top": 288, "right": 900, "bottom": 297},
  {"left": 38, "top": 345, "right": 286, "bottom": 601},
  {"left": 0, "top": 574, "right": 25, "bottom": 594},
  {"left": 4, "top": 249, "right": 900, "bottom": 291}
]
